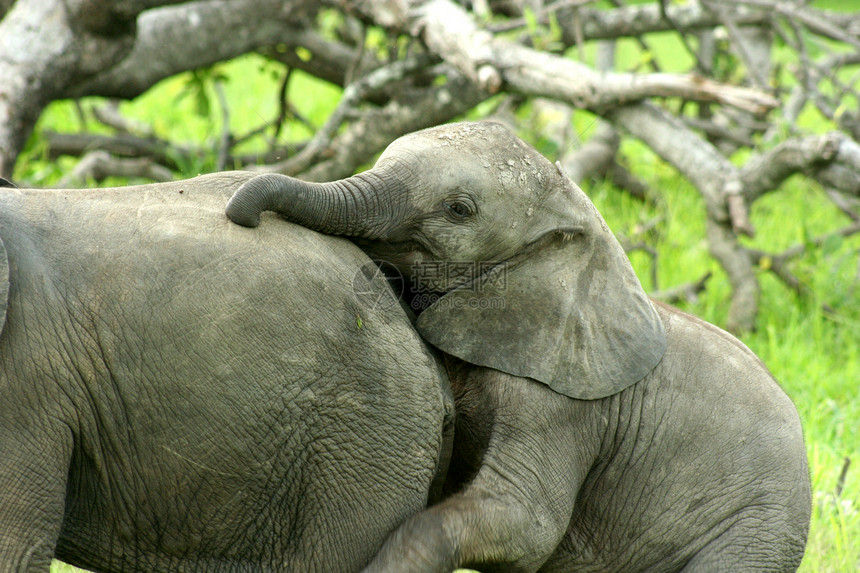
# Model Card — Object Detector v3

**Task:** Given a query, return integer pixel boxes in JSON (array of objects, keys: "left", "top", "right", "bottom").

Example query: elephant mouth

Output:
[
  {"left": 535, "top": 227, "right": 583, "bottom": 245},
  {"left": 511, "top": 226, "right": 583, "bottom": 263}
]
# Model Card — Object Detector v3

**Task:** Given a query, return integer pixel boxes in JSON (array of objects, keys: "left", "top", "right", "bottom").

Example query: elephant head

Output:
[{"left": 226, "top": 122, "right": 666, "bottom": 399}]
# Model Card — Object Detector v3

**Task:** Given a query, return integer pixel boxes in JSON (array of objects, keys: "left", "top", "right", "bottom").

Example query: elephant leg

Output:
[
  {"left": 363, "top": 367, "right": 602, "bottom": 573},
  {"left": 681, "top": 509, "right": 807, "bottom": 573},
  {"left": 0, "top": 412, "right": 73, "bottom": 571}
]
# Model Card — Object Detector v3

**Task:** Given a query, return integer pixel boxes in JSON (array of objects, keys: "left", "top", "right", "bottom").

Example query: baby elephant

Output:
[{"left": 227, "top": 122, "right": 811, "bottom": 572}]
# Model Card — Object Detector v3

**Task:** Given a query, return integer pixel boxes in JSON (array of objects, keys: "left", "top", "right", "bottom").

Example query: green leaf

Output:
[
  {"left": 194, "top": 90, "right": 210, "bottom": 117},
  {"left": 523, "top": 7, "right": 538, "bottom": 37},
  {"left": 822, "top": 233, "right": 844, "bottom": 255}
]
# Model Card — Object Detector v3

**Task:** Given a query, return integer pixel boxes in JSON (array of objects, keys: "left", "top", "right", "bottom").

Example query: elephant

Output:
[
  {"left": 0, "top": 171, "right": 454, "bottom": 572},
  {"left": 226, "top": 121, "right": 812, "bottom": 572}
]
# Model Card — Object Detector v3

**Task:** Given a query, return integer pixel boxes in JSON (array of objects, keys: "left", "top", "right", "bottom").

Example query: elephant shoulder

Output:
[
  {"left": 649, "top": 300, "right": 792, "bottom": 414},
  {"left": 653, "top": 301, "right": 764, "bottom": 358}
]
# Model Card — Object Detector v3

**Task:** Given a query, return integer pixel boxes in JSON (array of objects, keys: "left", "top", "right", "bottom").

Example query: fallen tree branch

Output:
[
  {"left": 297, "top": 70, "right": 490, "bottom": 181},
  {"left": 608, "top": 162, "right": 654, "bottom": 203},
  {"left": 54, "top": 150, "right": 174, "bottom": 187},
  {"left": 414, "top": 0, "right": 779, "bottom": 115},
  {"left": 70, "top": 0, "right": 314, "bottom": 99},
  {"left": 43, "top": 127, "right": 307, "bottom": 172},
  {"left": 92, "top": 101, "right": 156, "bottom": 137},
  {"left": 414, "top": 0, "right": 501, "bottom": 93},
  {"left": 753, "top": 220, "right": 860, "bottom": 264},
  {"left": 261, "top": 52, "right": 437, "bottom": 175},
  {"left": 651, "top": 272, "right": 712, "bottom": 305},
  {"left": 775, "top": 1, "right": 860, "bottom": 51},
  {"left": 682, "top": 115, "right": 756, "bottom": 148},
  {"left": 559, "top": 121, "right": 619, "bottom": 184},
  {"left": 826, "top": 189, "right": 860, "bottom": 222},
  {"left": 745, "top": 220, "right": 860, "bottom": 311},
  {"left": 43, "top": 131, "right": 192, "bottom": 169},
  {"left": 260, "top": 26, "right": 384, "bottom": 92},
  {"left": 553, "top": 0, "right": 769, "bottom": 42},
  {"left": 606, "top": 102, "right": 734, "bottom": 219},
  {"left": 747, "top": 247, "right": 815, "bottom": 302},
  {"left": 741, "top": 132, "right": 859, "bottom": 203}
]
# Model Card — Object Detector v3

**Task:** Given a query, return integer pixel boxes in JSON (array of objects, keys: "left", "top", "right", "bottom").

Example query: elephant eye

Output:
[{"left": 444, "top": 200, "right": 474, "bottom": 220}]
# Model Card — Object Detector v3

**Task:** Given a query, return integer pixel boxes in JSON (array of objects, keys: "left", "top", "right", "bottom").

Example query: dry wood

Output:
[
  {"left": 54, "top": 150, "right": 174, "bottom": 187},
  {"left": 651, "top": 272, "right": 712, "bottom": 305},
  {"left": 261, "top": 53, "right": 438, "bottom": 175},
  {"left": 413, "top": 0, "right": 779, "bottom": 115}
]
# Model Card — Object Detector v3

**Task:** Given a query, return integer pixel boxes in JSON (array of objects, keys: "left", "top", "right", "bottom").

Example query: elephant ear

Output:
[
  {"left": 0, "top": 236, "right": 8, "bottom": 337},
  {"left": 416, "top": 200, "right": 666, "bottom": 400}
]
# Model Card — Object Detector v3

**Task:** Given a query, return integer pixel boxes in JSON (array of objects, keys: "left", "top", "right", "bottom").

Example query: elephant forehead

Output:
[
  {"left": 410, "top": 121, "right": 503, "bottom": 148},
  {"left": 383, "top": 124, "right": 560, "bottom": 201},
  {"left": 386, "top": 122, "right": 534, "bottom": 162}
]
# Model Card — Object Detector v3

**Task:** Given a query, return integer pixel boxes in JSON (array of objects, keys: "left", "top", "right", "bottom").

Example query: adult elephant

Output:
[
  {"left": 227, "top": 121, "right": 812, "bottom": 572},
  {"left": 0, "top": 172, "right": 453, "bottom": 572}
]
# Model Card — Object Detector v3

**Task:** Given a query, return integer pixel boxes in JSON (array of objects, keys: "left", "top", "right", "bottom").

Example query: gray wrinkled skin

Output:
[
  {"left": 228, "top": 122, "right": 811, "bottom": 572},
  {"left": 0, "top": 172, "right": 453, "bottom": 572}
]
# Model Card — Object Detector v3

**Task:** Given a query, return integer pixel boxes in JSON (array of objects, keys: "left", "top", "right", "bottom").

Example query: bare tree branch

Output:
[
  {"left": 414, "top": 0, "right": 779, "bottom": 115},
  {"left": 70, "top": 0, "right": 317, "bottom": 99},
  {"left": 44, "top": 130, "right": 192, "bottom": 169},
  {"left": 325, "top": 0, "right": 408, "bottom": 30},
  {"left": 414, "top": 0, "right": 502, "bottom": 93},
  {"left": 299, "top": 71, "right": 490, "bottom": 181},
  {"left": 0, "top": 0, "right": 126, "bottom": 175},
  {"left": 262, "top": 53, "right": 437, "bottom": 175},
  {"left": 747, "top": 220, "right": 860, "bottom": 306},
  {"left": 54, "top": 150, "right": 174, "bottom": 187},
  {"left": 602, "top": 102, "right": 766, "bottom": 331},
  {"left": 742, "top": 133, "right": 860, "bottom": 203},
  {"left": 559, "top": 121, "right": 619, "bottom": 184},
  {"left": 707, "top": 218, "right": 759, "bottom": 333},
  {"left": 557, "top": 0, "right": 769, "bottom": 42},
  {"left": 652, "top": 272, "right": 712, "bottom": 305},
  {"left": 92, "top": 100, "right": 155, "bottom": 137}
]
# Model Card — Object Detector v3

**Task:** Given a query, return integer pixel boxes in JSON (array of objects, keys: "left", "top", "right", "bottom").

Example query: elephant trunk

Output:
[{"left": 225, "top": 170, "right": 399, "bottom": 240}]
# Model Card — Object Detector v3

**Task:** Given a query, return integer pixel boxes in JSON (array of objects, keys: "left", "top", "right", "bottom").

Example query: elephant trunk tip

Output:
[
  {"left": 226, "top": 174, "right": 286, "bottom": 228},
  {"left": 225, "top": 194, "right": 262, "bottom": 227}
]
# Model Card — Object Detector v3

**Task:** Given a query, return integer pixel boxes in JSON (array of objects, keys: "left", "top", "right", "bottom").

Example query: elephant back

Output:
[
  {"left": 0, "top": 172, "right": 10, "bottom": 335},
  {"left": 0, "top": 235, "right": 7, "bottom": 337}
]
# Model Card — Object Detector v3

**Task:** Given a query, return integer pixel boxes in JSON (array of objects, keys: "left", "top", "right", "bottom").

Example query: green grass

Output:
[{"left": 12, "top": 33, "right": 857, "bottom": 573}]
